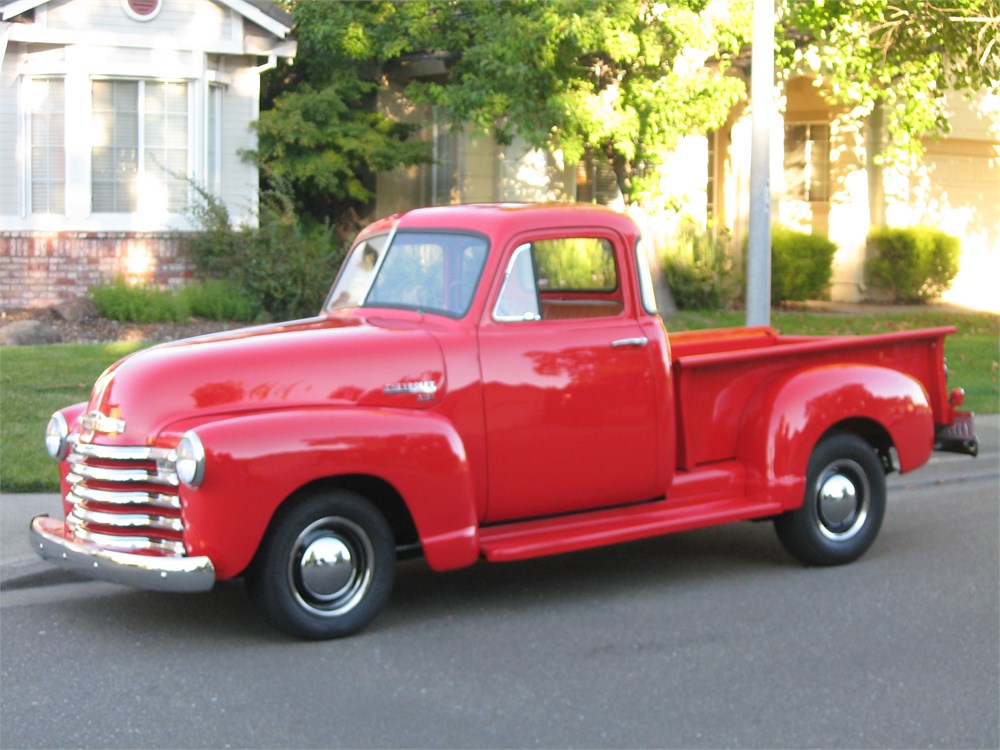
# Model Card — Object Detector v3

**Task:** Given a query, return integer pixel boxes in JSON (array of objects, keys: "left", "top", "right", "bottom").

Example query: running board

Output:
[{"left": 478, "top": 496, "right": 783, "bottom": 563}]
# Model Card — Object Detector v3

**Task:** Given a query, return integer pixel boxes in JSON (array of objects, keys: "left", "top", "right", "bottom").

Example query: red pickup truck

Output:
[{"left": 33, "top": 204, "right": 978, "bottom": 638}]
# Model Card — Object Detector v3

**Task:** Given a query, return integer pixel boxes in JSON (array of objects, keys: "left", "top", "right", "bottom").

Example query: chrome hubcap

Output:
[
  {"left": 815, "top": 460, "right": 870, "bottom": 541},
  {"left": 300, "top": 536, "right": 355, "bottom": 600},
  {"left": 288, "top": 517, "right": 373, "bottom": 617}
]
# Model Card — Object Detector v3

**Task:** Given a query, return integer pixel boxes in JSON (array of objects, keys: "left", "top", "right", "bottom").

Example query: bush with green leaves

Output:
[
  {"left": 865, "top": 226, "right": 960, "bottom": 303},
  {"left": 660, "top": 222, "right": 738, "bottom": 310},
  {"left": 769, "top": 227, "right": 837, "bottom": 305},
  {"left": 179, "top": 280, "right": 257, "bottom": 322},
  {"left": 184, "top": 183, "right": 344, "bottom": 321},
  {"left": 90, "top": 279, "right": 258, "bottom": 324},
  {"left": 91, "top": 279, "right": 191, "bottom": 323}
]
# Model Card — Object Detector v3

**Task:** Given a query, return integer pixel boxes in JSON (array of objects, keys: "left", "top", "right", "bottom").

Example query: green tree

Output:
[
  {"left": 781, "top": 0, "right": 1000, "bottom": 163},
  {"left": 264, "top": 0, "right": 752, "bottom": 209},
  {"left": 258, "top": 0, "right": 996, "bottom": 220},
  {"left": 407, "top": 0, "right": 753, "bottom": 205},
  {"left": 248, "top": 1, "right": 434, "bottom": 233}
]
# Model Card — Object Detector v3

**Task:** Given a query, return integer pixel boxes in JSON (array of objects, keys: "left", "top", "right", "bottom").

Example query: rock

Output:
[
  {"left": 52, "top": 296, "right": 98, "bottom": 323},
  {"left": 0, "top": 319, "right": 63, "bottom": 345}
]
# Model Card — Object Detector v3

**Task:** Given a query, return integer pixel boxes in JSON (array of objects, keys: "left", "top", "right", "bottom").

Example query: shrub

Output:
[
  {"left": 661, "top": 222, "right": 738, "bottom": 310},
  {"left": 179, "top": 280, "right": 257, "bottom": 322},
  {"left": 91, "top": 279, "right": 191, "bottom": 323},
  {"left": 184, "top": 182, "right": 345, "bottom": 321},
  {"left": 865, "top": 226, "right": 960, "bottom": 302},
  {"left": 237, "top": 192, "right": 344, "bottom": 321},
  {"left": 770, "top": 227, "right": 837, "bottom": 304}
]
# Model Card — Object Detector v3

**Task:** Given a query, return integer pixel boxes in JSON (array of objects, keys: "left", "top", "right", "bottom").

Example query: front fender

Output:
[
  {"left": 737, "top": 365, "right": 933, "bottom": 509},
  {"left": 169, "top": 408, "right": 480, "bottom": 578}
]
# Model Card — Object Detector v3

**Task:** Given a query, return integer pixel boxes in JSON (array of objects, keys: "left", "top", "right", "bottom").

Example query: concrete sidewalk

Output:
[{"left": 3, "top": 415, "right": 997, "bottom": 585}]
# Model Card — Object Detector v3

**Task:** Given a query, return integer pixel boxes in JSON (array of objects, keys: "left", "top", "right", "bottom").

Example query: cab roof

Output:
[{"left": 358, "top": 203, "right": 640, "bottom": 243}]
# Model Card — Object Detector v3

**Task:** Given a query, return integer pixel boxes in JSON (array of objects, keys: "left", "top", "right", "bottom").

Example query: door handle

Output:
[{"left": 611, "top": 337, "right": 648, "bottom": 348}]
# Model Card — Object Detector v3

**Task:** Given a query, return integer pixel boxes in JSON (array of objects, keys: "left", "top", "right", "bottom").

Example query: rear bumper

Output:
[
  {"left": 934, "top": 412, "right": 979, "bottom": 457},
  {"left": 30, "top": 515, "right": 215, "bottom": 593}
]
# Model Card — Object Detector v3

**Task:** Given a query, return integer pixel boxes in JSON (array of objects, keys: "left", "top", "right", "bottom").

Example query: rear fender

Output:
[
  {"left": 737, "top": 365, "right": 933, "bottom": 509},
  {"left": 170, "top": 408, "right": 480, "bottom": 578}
]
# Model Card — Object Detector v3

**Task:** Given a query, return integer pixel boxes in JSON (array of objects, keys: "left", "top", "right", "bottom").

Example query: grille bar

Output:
[
  {"left": 68, "top": 486, "right": 181, "bottom": 511},
  {"left": 69, "top": 505, "right": 184, "bottom": 534},
  {"left": 65, "top": 440, "right": 187, "bottom": 557},
  {"left": 68, "top": 462, "right": 179, "bottom": 487},
  {"left": 73, "top": 443, "right": 172, "bottom": 462}
]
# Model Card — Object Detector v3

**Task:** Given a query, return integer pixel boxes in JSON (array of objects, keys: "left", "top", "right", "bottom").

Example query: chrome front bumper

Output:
[{"left": 30, "top": 515, "right": 216, "bottom": 593}]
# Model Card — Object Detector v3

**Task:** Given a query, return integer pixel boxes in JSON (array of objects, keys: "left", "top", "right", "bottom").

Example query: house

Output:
[
  {"left": 0, "top": 0, "right": 295, "bottom": 309},
  {"left": 376, "top": 75, "right": 1000, "bottom": 313}
]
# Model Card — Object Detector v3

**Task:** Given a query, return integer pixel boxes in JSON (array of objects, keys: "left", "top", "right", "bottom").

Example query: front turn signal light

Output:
[
  {"left": 45, "top": 412, "right": 69, "bottom": 460},
  {"left": 175, "top": 430, "right": 206, "bottom": 489}
]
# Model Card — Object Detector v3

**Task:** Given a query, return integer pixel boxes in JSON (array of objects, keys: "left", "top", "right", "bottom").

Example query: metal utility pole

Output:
[{"left": 746, "top": 0, "right": 774, "bottom": 327}]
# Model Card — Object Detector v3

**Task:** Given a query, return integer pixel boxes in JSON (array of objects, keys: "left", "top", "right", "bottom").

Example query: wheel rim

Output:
[
  {"left": 288, "top": 516, "right": 374, "bottom": 617},
  {"left": 814, "top": 459, "right": 870, "bottom": 541}
]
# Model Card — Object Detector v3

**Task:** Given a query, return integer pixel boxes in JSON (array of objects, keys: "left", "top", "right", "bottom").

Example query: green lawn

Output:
[
  {"left": 2, "top": 309, "right": 996, "bottom": 493},
  {"left": 1, "top": 342, "right": 146, "bottom": 493}
]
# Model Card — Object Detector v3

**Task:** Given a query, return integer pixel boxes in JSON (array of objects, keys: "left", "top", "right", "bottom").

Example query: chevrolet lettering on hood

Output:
[{"left": 383, "top": 380, "right": 439, "bottom": 400}]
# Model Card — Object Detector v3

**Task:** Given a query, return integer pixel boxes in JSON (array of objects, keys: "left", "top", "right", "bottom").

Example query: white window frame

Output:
[
  {"left": 784, "top": 122, "right": 831, "bottom": 203},
  {"left": 423, "top": 107, "right": 460, "bottom": 206}
]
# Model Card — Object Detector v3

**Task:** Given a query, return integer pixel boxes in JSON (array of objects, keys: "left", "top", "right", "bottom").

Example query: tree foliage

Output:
[
  {"left": 259, "top": 0, "right": 997, "bottom": 220},
  {"left": 248, "top": 1, "right": 434, "bottom": 232},
  {"left": 412, "top": 0, "right": 752, "bottom": 203},
  {"left": 781, "top": 0, "right": 1000, "bottom": 162},
  {"left": 266, "top": 0, "right": 751, "bottom": 210}
]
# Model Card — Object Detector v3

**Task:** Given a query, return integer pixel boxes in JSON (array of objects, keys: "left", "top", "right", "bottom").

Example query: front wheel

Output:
[
  {"left": 774, "top": 432, "right": 886, "bottom": 566},
  {"left": 247, "top": 489, "right": 396, "bottom": 639}
]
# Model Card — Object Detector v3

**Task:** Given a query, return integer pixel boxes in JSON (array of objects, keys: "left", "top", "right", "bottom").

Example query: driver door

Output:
[{"left": 477, "top": 235, "right": 661, "bottom": 523}]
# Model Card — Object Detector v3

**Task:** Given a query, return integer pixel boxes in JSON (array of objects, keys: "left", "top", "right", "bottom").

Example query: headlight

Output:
[
  {"left": 45, "top": 412, "right": 69, "bottom": 460},
  {"left": 175, "top": 430, "right": 206, "bottom": 488}
]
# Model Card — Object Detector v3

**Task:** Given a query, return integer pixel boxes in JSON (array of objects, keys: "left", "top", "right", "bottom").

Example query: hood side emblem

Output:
[{"left": 383, "top": 381, "right": 439, "bottom": 401}]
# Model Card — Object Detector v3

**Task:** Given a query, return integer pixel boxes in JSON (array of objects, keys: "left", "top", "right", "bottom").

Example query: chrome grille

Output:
[{"left": 65, "top": 440, "right": 186, "bottom": 556}]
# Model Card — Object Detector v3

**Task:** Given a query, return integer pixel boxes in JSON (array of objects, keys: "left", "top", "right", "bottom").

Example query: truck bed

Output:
[{"left": 668, "top": 326, "right": 954, "bottom": 469}]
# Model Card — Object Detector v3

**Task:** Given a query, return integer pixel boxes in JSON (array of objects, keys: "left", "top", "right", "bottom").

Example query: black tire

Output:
[
  {"left": 774, "top": 432, "right": 886, "bottom": 566},
  {"left": 246, "top": 489, "right": 395, "bottom": 639}
]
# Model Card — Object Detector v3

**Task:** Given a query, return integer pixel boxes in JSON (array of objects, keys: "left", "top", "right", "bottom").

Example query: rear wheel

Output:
[
  {"left": 247, "top": 489, "right": 395, "bottom": 639},
  {"left": 774, "top": 432, "right": 886, "bottom": 566}
]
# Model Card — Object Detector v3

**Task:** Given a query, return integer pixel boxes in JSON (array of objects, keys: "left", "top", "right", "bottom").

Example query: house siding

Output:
[
  {"left": 43, "top": 0, "right": 237, "bottom": 48},
  {"left": 891, "top": 92, "right": 1000, "bottom": 312},
  {"left": 218, "top": 55, "right": 259, "bottom": 226}
]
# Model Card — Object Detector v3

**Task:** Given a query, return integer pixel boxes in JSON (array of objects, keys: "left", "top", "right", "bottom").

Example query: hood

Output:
[{"left": 79, "top": 315, "right": 446, "bottom": 445}]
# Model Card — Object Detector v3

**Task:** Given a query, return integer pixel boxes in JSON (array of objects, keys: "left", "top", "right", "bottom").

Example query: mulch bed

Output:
[{"left": 1, "top": 307, "right": 247, "bottom": 345}]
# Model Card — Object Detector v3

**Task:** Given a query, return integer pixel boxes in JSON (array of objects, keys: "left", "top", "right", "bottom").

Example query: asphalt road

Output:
[{"left": 2, "top": 417, "right": 997, "bottom": 749}]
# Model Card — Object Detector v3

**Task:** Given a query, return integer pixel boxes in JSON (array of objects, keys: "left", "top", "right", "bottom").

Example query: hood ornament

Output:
[{"left": 80, "top": 410, "right": 127, "bottom": 436}]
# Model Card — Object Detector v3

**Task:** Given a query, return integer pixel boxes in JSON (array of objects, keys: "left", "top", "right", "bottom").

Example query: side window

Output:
[
  {"left": 533, "top": 237, "right": 617, "bottom": 292},
  {"left": 494, "top": 244, "right": 541, "bottom": 322},
  {"left": 493, "top": 237, "right": 624, "bottom": 322}
]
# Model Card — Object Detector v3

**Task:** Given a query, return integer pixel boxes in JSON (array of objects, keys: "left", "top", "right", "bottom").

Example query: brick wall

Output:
[{"left": 1, "top": 232, "right": 196, "bottom": 310}]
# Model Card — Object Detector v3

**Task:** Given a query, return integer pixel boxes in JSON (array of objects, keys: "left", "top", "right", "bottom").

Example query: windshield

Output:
[{"left": 325, "top": 231, "right": 489, "bottom": 318}]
